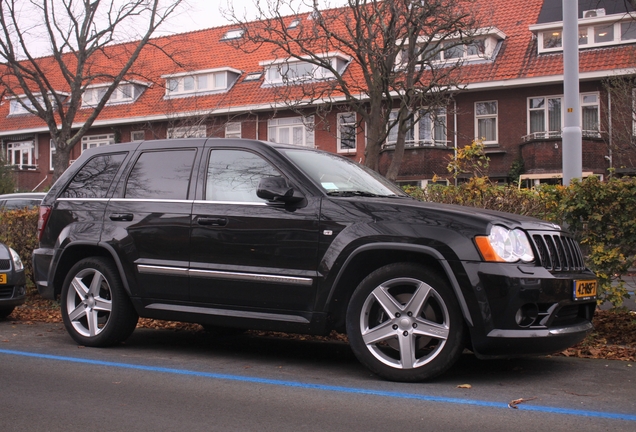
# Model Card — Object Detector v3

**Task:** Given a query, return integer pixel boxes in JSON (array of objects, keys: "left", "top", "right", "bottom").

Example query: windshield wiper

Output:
[{"left": 327, "top": 190, "right": 398, "bottom": 197}]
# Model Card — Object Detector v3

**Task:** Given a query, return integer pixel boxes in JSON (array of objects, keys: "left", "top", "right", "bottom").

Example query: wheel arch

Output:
[
  {"left": 325, "top": 243, "right": 474, "bottom": 331},
  {"left": 51, "top": 243, "right": 132, "bottom": 299}
]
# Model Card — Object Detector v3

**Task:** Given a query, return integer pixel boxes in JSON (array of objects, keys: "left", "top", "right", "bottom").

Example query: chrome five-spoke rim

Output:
[
  {"left": 66, "top": 268, "right": 113, "bottom": 337},
  {"left": 359, "top": 277, "right": 450, "bottom": 369}
]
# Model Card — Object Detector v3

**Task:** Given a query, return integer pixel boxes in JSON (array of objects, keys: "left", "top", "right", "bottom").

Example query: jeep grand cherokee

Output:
[{"left": 32, "top": 138, "right": 597, "bottom": 382}]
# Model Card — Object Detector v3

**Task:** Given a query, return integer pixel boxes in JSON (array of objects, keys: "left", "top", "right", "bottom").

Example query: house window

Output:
[
  {"left": 131, "top": 131, "right": 145, "bottom": 141},
  {"left": 50, "top": 140, "right": 55, "bottom": 171},
  {"left": 337, "top": 112, "right": 357, "bottom": 152},
  {"left": 167, "top": 125, "right": 207, "bottom": 139},
  {"left": 262, "top": 54, "right": 350, "bottom": 85},
  {"left": 386, "top": 109, "right": 447, "bottom": 147},
  {"left": 9, "top": 98, "right": 36, "bottom": 115},
  {"left": 526, "top": 93, "right": 599, "bottom": 138},
  {"left": 82, "top": 83, "right": 140, "bottom": 107},
  {"left": 221, "top": 29, "right": 244, "bottom": 40},
  {"left": 534, "top": 14, "right": 636, "bottom": 53},
  {"left": 475, "top": 101, "right": 498, "bottom": 144},
  {"left": 268, "top": 116, "right": 315, "bottom": 147},
  {"left": 6, "top": 141, "right": 35, "bottom": 168},
  {"left": 164, "top": 69, "right": 239, "bottom": 97},
  {"left": 81, "top": 134, "right": 115, "bottom": 152},
  {"left": 225, "top": 122, "right": 242, "bottom": 138}
]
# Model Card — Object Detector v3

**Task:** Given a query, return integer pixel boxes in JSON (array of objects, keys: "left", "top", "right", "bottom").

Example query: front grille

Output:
[
  {"left": 530, "top": 231, "right": 586, "bottom": 272},
  {"left": 0, "top": 259, "right": 10, "bottom": 270},
  {"left": 0, "top": 286, "right": 13, "bottom": 299}
]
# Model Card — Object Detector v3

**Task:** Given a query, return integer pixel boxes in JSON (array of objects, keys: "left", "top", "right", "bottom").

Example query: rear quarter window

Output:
[{"left": 61, "top": 153, "right": 127, "bottom": 198}]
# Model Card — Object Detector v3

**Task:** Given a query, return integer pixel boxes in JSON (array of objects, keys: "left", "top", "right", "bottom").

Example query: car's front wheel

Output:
[
  {"left": 61, "top": 257, "right": 138, "bottom": 347},
  {"left": 346, "top": 263, "right": 465, "bottom": 382}
]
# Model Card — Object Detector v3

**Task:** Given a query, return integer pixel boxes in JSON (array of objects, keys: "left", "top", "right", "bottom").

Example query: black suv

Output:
[{"left": 33, "top": 138, "right": 597, "bottom": 382}]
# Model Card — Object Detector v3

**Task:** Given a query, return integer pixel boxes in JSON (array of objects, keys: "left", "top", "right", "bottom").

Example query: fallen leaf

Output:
[
  {"left": 457, "top": 384, "right": 472, "bottom": 389},
  {"left": 508, "top": 397, "right": 537, "bottom": 409}
]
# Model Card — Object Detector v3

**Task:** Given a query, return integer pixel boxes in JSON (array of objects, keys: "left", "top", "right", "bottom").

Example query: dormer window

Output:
[
  {"left": 397, "top": 27, "right": 505, "bottom": 67},
  {"left": 287, "top": 19, "right": 300, "bottom": 29},
  {"left": 8, "top": 93, "right": 61, "bottom": 116},
  {"left": 532, "top": 11, "right": 636, "bottom": 53},
  {"left": 221, "top": 29, "right": 244, "bottom": 40},
  {"left": 261, "top": 52, "right": 351, "bottom": 85},
  {"left": 82, "top": 82, "right": 146, "bottom": 107},
  {"left": 163, "top": 68, "right": 241, "bottom": 98}
]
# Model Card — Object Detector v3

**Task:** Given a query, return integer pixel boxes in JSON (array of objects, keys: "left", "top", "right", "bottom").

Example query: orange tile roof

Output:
[{"left": 1, "top": 0, "right": 635, "bottom": 134}]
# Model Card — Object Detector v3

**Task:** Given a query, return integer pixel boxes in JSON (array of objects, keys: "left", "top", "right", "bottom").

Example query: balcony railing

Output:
[{"left": 521, "top": 130, "right": 603, "bottom": 142}]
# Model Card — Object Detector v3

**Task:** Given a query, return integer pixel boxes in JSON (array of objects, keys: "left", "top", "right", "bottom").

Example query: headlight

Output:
[
  {"left": 475, "top": 226, "right": 535, "bottom": 263},
  {"left": 9, "top": 247, "right": 24, "bottom": 271}
]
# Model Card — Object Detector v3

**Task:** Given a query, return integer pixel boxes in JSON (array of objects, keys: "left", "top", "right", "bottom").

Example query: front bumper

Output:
[
  {"left": 0, "top": 270, "right": 27, "bottom": 309},
  {"left": 461, "top": 261, "right": 596, "bottom": 358}
]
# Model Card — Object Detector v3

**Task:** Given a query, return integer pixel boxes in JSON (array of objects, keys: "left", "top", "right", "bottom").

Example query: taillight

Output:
[{"left": 37, "top": 205, "right": 52, "bottom": 242}]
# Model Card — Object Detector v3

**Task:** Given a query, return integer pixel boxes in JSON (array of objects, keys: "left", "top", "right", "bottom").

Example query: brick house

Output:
[{"left": 2, "top": 0, "right": 636, "bottom": 191}]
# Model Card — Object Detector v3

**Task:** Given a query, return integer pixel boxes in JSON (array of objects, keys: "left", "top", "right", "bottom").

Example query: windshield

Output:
[{"left": 281, "top": 149, "right": 407, "bottom": 197}]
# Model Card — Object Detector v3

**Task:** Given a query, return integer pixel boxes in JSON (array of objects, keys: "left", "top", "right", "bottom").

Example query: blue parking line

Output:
[{"left": 1, "top": 348, "right": 635, "bottom": 422}]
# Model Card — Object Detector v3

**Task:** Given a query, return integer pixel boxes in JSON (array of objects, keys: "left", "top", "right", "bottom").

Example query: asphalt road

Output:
[{"left": 1, "top": 321, "right": 635, "bottom": 432}]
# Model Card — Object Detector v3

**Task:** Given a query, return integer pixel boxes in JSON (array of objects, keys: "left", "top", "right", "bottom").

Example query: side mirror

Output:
[{"left": 257, "top": 177, "right": 303, "bottom": 203}]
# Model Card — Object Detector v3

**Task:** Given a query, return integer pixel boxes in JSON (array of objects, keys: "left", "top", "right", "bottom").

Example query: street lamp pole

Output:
[{"left": 562, "top": 0, "right": 582, "bottom": 185}]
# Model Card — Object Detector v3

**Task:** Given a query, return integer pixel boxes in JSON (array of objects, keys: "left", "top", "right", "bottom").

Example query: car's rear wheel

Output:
[
  {"left": 346, "top": 263, "right": 465, "bottom": 382},
  {"left": 61, "top": 257, "right": 138, "bottom": 347},
  {"left": 0, "top": 307, "right": 14, "bottom": 320}
]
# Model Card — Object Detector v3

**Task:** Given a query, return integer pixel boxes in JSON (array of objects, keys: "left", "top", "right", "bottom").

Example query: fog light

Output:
[{"left": 515, "top": 303, "right": 539, "bottom": 327}]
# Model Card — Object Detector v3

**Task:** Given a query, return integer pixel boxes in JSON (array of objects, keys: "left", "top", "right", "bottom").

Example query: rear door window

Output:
[{"left": 125, "top": 149, "right": 196, "bottom": 199}]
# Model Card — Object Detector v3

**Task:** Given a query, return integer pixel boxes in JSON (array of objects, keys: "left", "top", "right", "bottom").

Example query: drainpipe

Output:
[
  {"left": 454, "top": 99, "right": 458, "bottom": 187},
  {"left": 607, "top": 90, "right": 613, "bottom": 172}
]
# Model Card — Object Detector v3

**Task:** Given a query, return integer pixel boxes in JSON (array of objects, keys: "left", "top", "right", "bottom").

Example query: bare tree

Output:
[
  {"left": 227, "top": 0, "right": 484, "bottom": 180},
  {"left": 0, "top": 0, "right": 183, "bottom": 180},
  {"left": 603, "top": 74, "right": 636, "bottom": 170}
]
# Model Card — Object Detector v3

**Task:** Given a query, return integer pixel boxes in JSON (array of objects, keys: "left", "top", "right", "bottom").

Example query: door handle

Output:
[
  {"left": 109, "top": 213, "right": 134, "bottom": 221},
  {"left": 197, "top": 217, "right": 228, "bottom": 226}
]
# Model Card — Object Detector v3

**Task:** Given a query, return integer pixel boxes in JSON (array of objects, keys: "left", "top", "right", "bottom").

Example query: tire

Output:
[
  {"left": 0, "top": 307, "right": 15, "bottom": 320},
  {"left": 61, "top": 257, "right": 138, "bottom": 347},
  {"left": 346, "top": 263, "right": 465, "bottom": 382}
]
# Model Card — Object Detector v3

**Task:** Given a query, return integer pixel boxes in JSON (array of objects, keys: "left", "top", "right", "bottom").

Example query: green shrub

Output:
[{"left": 0, "top": 208, "right": 39, "bottom": 288}]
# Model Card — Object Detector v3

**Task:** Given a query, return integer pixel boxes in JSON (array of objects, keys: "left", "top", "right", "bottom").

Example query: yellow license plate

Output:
[
  {"left": 0, "top": 274, "right": 6, "bottom": 284},
  {"left": 574, "top": 280, "right": 597, "bottom": 301}
]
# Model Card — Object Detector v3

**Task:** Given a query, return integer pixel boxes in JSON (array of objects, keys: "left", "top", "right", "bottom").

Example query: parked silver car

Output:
[
  {"left": 0, "top": 192, "right": 46, "bottom": 211},
  {"left": 0, "top": 242, "right": 26, "bottom": 319}
]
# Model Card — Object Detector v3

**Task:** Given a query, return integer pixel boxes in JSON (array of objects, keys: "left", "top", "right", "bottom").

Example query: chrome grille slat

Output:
[{"left": 530, "top": 231, "right": 585, "bottom": 272}]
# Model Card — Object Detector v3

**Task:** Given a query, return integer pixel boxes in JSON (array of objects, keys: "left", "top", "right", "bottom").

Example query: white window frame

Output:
[
  {"left": 8, "top": 93, "right": 61, "bottom": 116},
  {"left": 50, "top": 140, "right": 55, "bottom": 171},
  {"left": 532, "top": 12, "right": 636, "bottom": 53},
  {"left": 261, "top": 52, "right": 351, "bottom": 85},
  {"left": 6, "top": 141, "right": 35, "bottom": 168},
  {"left": 475, "top": 101, "right": 498, "bottom": 145},
  {"left": 225, "top": 122, "right": 242, "bottom": 138},
  {"left": 221, "top": 29, "right": 244, "bottom": 40},
  {"left": 267, "top": 116, "right": 315, "bottom": 148},
  {"left": 337, "top": 112, "right": 357, "bottom": 153},
  {"left": 166, "top": 125, "right": 207, "bottom": 139},
  {"left": 386, "top": 109, "right": 447, "bottom": 147},
  {"left": 81, "top": 133, "right": 115, "bottom": 152},
  {"left": 82, "top": 83, "right": 142, "bottom": 107},
  {"left": 163, "top": 68, "right": 240, "bottom": 98},
  {"left": 525, "top": 92, "right": 600, "bottom": 139},
  {"left": 130, "top": 131, "right": 145, "bottom": 141}
]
